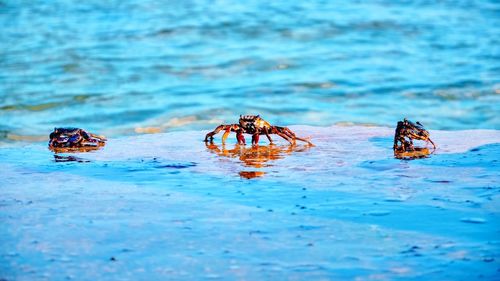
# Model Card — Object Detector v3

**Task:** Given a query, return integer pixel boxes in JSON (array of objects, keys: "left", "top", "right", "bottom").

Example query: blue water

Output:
[
  {"left": 1, "top": 2, "right": 500, "bottom": 280},
  {"left": 1, "top": 0, "right": 499, "bottom": 143}
]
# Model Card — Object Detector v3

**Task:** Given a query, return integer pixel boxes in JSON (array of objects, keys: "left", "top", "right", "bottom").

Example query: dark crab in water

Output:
[
  {"left": 49, "top": 127, "right": 106, "bottom": 150},
  {"left": 393, "top": 119, "right": 436, "bottom": 152},
  {"left": 204, "top": 115, "right": 314, "bottom": 146}
]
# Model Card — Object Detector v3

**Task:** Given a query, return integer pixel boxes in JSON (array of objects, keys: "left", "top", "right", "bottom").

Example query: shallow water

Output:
[
  {"left": 1, "top": 0, "right": 499, "bottom": 143},
  {"left": 1, "top": 127, "right": 499, "bottom": 280}
]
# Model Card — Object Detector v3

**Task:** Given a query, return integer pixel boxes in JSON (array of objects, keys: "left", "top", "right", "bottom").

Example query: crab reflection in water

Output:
[
  {"left": 205, "top": 143, "right": 311, "bottom": 179},
  {"left": 49, "top": 146, "right": 104, "bottom": 153}
]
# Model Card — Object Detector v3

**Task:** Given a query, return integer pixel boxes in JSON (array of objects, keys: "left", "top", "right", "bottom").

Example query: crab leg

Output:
[
  {"left": 205, "top": 124, "right": 233, "bottom": 143},
  {"left": 282, "top": 127, "right": 311, "bottom": 145},
  {"left": 282, "top": 127, "right": 313, "bottom": 146},
  {"left": 280, "top": 128, "right": 295, "bottom": 140},
  {"left": 275, "top": 130, "right": 295, "bottom": 145},
  {"left": 89, "top": 133, "right": 107, "bottom": 142},
  {"left": 252, "top": 134, "right": 260, "bottom": 145},
  {"left": 408, "top": 138, "right": 415, "bottom": 151},
  {"left": 221, "top": 127, "right": 231, "bottom": 144},
  {"left": 236, "top": 130, "right": 246, "bottom": 145},
  {"left": 262, "top": 127, "right": 274, "bottom": 144},
  {"left": 393, "top": 136, "right": 399, "bottom": 150},
  {"left": 427, "top": 138, "right": 436, "bottom": 149},
  {"left": 204, "top": 124, "right": 242, "bottom": 144},
  {"left": 274, "top": 126, "right": 314, "bottom": 146},
  {"left": 270, "top": 126, "right": 295, "bottom": 145},
  {"left": 252, "top": 132, "right": 260, "bottom": 145},
  {"left": 78, "top": 129, "right": 92, "bottom": 140},
  {"left": 295, "top": 136, "right": 314, "bottom": 146},
  {"left": 397, "top": 137, "right": 411, "bottom": 151},
  {"left": 205, "top": 125, "right": 225, "bottom": 142},
  {"left": 400, "top": 138, "right": 408, "bottom": 151}
]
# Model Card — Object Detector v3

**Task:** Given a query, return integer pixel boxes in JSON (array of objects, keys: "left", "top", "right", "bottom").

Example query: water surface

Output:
[
  {"left": 1, "top": 127, "right": 499, "bottom": 280},
  {"left": 1, "top": 0, "right": 499, "bottom": 143}
]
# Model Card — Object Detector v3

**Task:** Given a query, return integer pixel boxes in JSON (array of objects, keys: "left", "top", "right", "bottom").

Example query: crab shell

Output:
[{"left": 239, "top": 115, "right": 272, "bottom": 134}]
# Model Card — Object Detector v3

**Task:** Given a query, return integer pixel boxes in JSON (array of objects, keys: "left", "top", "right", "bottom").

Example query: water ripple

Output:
[{"left": 0, "top": 0, "right": 499, "bottom": 143}]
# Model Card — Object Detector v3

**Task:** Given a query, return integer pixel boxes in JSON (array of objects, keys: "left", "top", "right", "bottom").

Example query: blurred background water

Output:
[{"left": 1, "top": 0, "right": 499, "bottom": 144}]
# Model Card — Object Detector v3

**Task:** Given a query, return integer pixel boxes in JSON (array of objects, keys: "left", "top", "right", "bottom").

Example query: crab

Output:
[
  {"left": 393, "top": 118, "right": 436, "bottom": 152},
  {"left": 204, "top": 115, "right": 313, "bottom": 146},
  {"left": 48, "top": 127, "right": 107, "bottom": 149}
]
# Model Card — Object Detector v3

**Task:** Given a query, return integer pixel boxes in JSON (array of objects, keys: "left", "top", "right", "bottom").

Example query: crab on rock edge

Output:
[
  {"left": 393, "top": 118, "right": 436, "bottom": 152},
  {"left": 49, "top": 127, "right": 107, "bottom": 149},
  {"left": 204, "top": 115, "right": 313, "bottom": 146}
]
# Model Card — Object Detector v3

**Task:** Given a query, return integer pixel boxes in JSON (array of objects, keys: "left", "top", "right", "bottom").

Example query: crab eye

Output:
[{"left": 416, "top": 121, "right": 423, "bottom": 126}]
